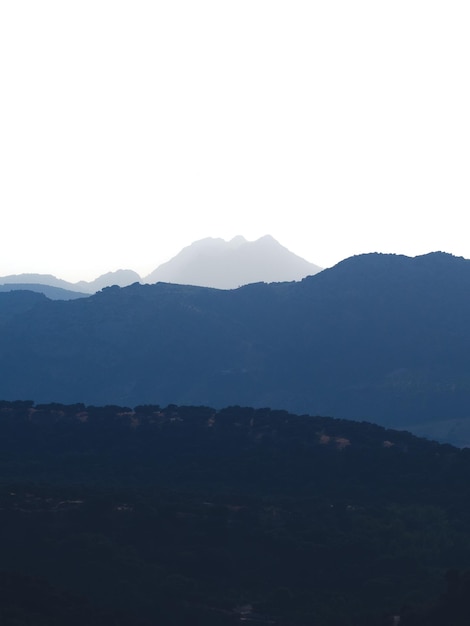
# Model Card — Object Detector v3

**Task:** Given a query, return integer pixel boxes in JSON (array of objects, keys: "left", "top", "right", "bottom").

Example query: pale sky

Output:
[{"left": 1, "top": 1, "right": 469, "bottom": 282}]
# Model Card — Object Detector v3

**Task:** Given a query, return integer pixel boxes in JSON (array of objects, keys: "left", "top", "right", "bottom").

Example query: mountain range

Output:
[
  {"left": 0, "top": 235, "right": 321, "bottom": 296},
  {"left": 0, "top": 250, "right": 469, "bottom": 444}
]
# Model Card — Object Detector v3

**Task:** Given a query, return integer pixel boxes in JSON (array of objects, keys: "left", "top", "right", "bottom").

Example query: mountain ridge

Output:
[
  {"left": 0, "top": 250, "right": 469, "bottom": 443},
  {"left": 0, "top": 236, "right": 321, "bottom": 295},
  {"left": 0, "top": 269, "right": 141, "bottom": 295}
]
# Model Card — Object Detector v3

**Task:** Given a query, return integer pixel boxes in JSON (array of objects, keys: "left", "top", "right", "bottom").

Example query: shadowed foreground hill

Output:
[
  {"left": 1, "top": 252, "right": 470, "bottom": 442},
  {"left": 1, "top": 401, "right": 470, "bottom": 625}
]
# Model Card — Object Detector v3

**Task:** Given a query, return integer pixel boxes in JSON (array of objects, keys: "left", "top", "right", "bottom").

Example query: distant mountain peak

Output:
[
  {"left": 257, "top": 234, "right": 277, "bottom": 243},
  {"left": 227, "top": 235, "right": 247, "bottom": 247},
  {"left": 0, "top": 236, "right": 321, "bottom": 295},
  {"left": 74, "top": 269, "right": 141, "bottom": 292},
  {"left": 144, "top": 235, "right": 322, "bottom": 289}
]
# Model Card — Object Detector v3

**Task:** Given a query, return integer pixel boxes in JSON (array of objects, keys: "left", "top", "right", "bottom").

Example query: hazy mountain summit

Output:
[
  {"left": 144, "top": 235, "right": 322, "bottom": 288},
  {"left": 0, "top": 236, "right": 319, "bottom": 295}
]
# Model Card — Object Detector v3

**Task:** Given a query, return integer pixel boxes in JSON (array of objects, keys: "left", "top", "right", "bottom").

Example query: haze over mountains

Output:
[
  {"left": 0, "top": 236, "right": 322, "bottom": 297},
  {"left": 145, "top": 235, "right": 322, "bottom": 288},
  {"left": 1, "top": 250, "right": 469, "bottom": 445},
  {"left": 0, "top": 270, "right": 141, "bottom": 298}
]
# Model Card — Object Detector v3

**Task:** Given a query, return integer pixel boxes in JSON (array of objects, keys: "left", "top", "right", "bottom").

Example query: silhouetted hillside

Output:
[{"left": 1, "top": 252, "right": 470, "bottom": 443}]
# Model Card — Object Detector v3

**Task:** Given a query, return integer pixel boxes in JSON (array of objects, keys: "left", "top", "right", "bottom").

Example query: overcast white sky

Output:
[{"left": 1, "top": 1, "right": 469, "bottom": 282}]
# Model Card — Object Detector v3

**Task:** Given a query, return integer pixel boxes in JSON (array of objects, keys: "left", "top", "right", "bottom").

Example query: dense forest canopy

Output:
[{"left": 0, "top": 400, "right": 469, "bottom": 625}]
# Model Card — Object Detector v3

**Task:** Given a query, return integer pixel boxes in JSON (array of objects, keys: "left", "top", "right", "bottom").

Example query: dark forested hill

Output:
[
  {"left": 1, "top": 401, "right": 470, "bottom": 625},
  {"left": 1, "top": 252, "right": 470, "bottom": 443}
]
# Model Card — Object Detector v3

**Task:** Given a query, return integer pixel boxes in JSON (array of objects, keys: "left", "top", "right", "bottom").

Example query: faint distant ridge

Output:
[
  {"left": 144, "top": 235, "right": 322, "bottom": 289},
  {"left": 0, "top": 269, "right": 141, "bottom": 298},
  {"left": 0, "top": 283, "right": 88, "bottom": 300},
  {"left": 74, "top": 269, "right": 141, "bottom": 293}
]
